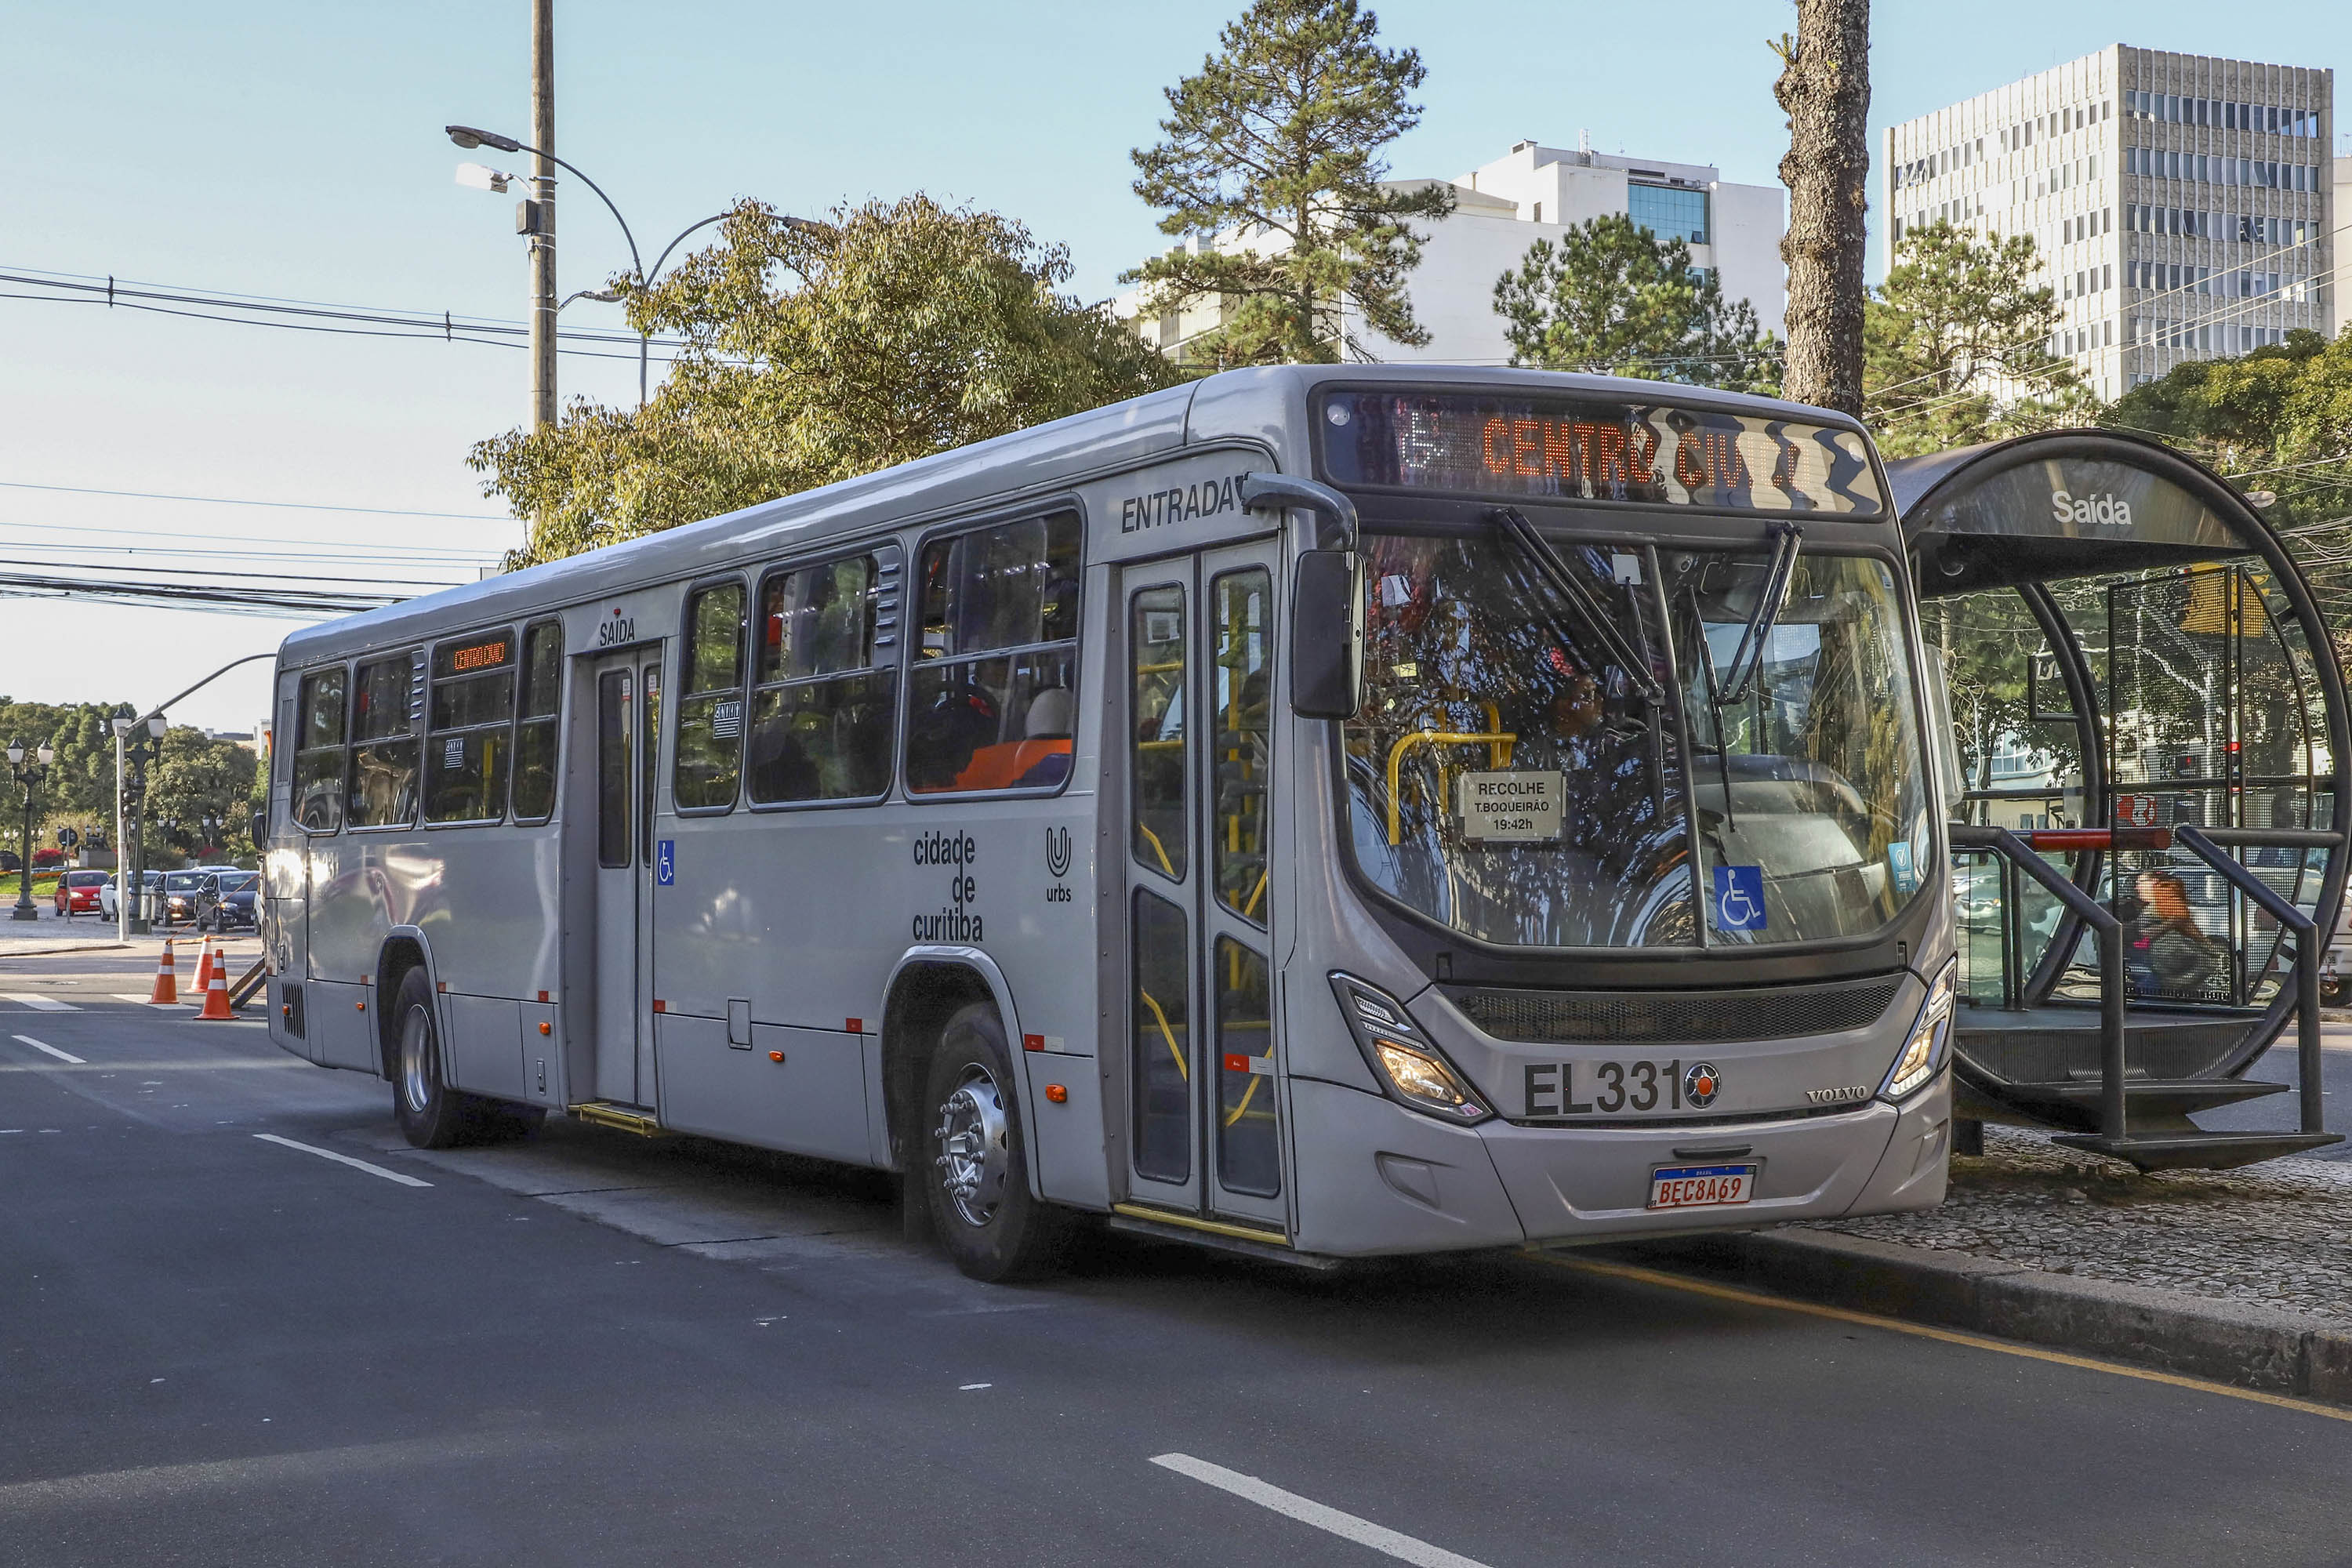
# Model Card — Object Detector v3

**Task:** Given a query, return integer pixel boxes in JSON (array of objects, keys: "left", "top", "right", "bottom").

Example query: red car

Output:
[{"left": 54, "top": 869, "right": 107, "bottom": 916}]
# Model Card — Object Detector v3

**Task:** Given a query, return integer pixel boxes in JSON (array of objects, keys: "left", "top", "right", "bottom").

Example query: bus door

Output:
[
  {"left": 1120, "top": 541, "right": 1288, "bottom": 1232},
  {"left": 587, "top": 648, "right": 662, "bottom": 1108}
]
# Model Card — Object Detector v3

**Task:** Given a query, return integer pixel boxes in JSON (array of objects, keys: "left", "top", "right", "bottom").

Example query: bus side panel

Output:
[
  {"left": 416, "top": 827, "right": 561, "bottom": 1008},
  {"left": 655, "top": 1014, "right": 872, "bottom": 1166},
  {"left": 445, "top": 995, "right": 525, "bottom": 1101},
  {"left": 307, "top": 836, "right": 395, "bottom": 1074},
  {"left": 1018, "top": 1050, "right": 1109, "bottom": 1207}
]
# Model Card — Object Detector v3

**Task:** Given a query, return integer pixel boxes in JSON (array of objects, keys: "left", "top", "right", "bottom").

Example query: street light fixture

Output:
[
  {"left": 443, "top": 122, "right": 750, "bottom": 410},
  {"left": 6, "top": 741, "right": 56, "bottom": 922},
  {"left": 455, "top": 162, "right": 516, "bottom": 194}
]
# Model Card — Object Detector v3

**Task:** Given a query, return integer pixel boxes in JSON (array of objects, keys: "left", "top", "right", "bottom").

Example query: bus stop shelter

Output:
[{"left": 1893, "top": 429, "right": 2347, "bottom": 1168}]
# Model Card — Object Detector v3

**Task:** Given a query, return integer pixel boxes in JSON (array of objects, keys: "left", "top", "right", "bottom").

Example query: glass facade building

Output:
[
  {"left": 1627, "top": 182, "right": 1709, "bottom": 245},
  {"left": 1883, "top": 45, "right": 2332, "bottom": 399}
]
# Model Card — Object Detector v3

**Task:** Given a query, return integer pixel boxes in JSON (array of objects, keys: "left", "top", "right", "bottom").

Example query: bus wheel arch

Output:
[
  {"left": 374, "top": 934, "right": 434, "bottom": 1082},
  {"left": 880, "top": 957, "right": 1005, "bottom": 1175}
]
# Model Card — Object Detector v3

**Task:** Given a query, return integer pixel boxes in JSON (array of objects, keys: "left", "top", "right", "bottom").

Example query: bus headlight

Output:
[
  {"left": 1878, "top": 958, "right": 1957, "bottom": 1104},
  {"left": 1330, "top": 974, "right": 1490, "bottom": 1123}
]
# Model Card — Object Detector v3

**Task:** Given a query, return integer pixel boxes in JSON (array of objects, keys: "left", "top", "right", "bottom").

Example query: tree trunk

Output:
[{"left": 1775, "top": 0, "right": 1871, "bottom": 417}]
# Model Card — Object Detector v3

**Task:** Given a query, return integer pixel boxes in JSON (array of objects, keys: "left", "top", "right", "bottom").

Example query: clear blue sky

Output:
[{"left": 2, "top": 1, "right": 2343, "bottom": 731}]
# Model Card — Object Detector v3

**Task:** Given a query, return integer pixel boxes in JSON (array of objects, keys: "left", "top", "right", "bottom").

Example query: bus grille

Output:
[{"left": 1443, "top": 975, "right": 1904, "bottom": 1044}]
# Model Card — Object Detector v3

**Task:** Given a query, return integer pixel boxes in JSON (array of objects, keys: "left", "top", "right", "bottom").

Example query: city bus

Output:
[{"left": 257, "top": 365, "right": 1956, "bottom": 1279}]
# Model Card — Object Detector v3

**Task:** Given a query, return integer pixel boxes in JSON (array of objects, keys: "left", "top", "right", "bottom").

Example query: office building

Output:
[{"left": 1885, "top": 45, "right": 2332, "bottom": 400}]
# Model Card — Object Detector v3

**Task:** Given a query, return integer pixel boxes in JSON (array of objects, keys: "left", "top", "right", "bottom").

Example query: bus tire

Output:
[
  {"left": 391, "top": 966, "right": 483, "bottom": 1149},
  {"left": 921, "top": 1001, "right": 1069, "bottom": 1283}
]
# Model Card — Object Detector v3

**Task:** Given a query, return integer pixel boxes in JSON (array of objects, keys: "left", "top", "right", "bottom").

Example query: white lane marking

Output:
[
  {"left": 0, "top": 1061, "right": 306, "bottom": 1073},
  {"left": 1149, "top": 1454, "right": 1491, "bottom": 1568},
  {"left": 10, "top": 1035, "right": 85, "bottom": 1065},
  {"left": 112, "top": 993, "right": 172, "bottom": 1006},
  {"left": 2, "top": 995, "right": 78, "bottom": 1012},
  {"left": 252, "top": 1134, "right": 432, "bottom": 1188}
]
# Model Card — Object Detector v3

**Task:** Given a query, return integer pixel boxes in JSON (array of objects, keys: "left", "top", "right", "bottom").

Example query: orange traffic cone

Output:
[
  {"left": 192, "top": 937, "right": 216, "bottom": 996},
  {"left": 149, "top": 938, "right": 179, "bottom": 1005},
  {"left": 195, "top": 956, "right": 234, "bottom": 1022}
]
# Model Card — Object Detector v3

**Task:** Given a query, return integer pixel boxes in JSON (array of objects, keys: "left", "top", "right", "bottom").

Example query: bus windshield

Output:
[{"left": 1342, "top": 530, "right": 1933, "bottom": 949}]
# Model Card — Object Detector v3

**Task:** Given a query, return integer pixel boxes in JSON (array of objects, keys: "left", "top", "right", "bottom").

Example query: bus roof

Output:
[{"left": 281, "top": 365, "right": 1868, "bottom": 667}]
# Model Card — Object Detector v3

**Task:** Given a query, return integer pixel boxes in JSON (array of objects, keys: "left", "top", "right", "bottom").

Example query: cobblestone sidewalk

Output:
[{"left": 1811, "top": 1128, "right": 2352, "bottom": 1328}]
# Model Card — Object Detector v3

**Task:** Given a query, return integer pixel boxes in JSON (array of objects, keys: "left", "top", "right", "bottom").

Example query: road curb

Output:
[
  {"left": 1613, "top": 1228, "right": 2352, "bottom": 1406},
  {"left": 0, "top": 941, "right": 135, "bottom": 960}
]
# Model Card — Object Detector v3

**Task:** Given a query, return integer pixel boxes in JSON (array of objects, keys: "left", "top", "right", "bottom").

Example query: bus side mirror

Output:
[
  {"left": 250, "top": 808, "right": 267, "bottom": 847},
  {"left": 1290, "top": 550, "right": 1362, "bottom": 720}
]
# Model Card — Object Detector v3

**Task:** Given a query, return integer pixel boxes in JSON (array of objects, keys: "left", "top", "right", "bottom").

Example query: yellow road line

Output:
[{"left": 1526, "top": 1250, "right": 2352, "bottom": 1425}]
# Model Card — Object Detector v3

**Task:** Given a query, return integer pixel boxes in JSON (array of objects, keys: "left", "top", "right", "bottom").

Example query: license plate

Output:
[{"left": 1647, "top": 1163, "right": 1757, "bottom": 1210}]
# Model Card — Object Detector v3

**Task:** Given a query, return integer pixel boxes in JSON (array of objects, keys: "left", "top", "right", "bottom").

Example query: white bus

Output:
[{"left": 258, "top": 365, "right": 1956, "bottom": 1279}]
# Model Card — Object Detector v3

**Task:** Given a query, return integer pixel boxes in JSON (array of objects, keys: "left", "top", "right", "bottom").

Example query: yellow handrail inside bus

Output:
[
  {"left": 1137, "top": 822, "right": 1175, "bottom": 877},
  {"left": 1385, "top": 728, "right": 1518, "bottom": 844},
  {"left": 1139, "top": 987, "right": 1186, "bottom": 1080}
]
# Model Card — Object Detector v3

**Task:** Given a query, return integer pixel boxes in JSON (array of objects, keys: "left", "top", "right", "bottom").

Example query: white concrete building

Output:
[
  {"left": 1885, "top": 45, "right": 2332, "bottom": 401},
  {"left": 1123, "top": 138, "right": 1787, "bottom": 367}
]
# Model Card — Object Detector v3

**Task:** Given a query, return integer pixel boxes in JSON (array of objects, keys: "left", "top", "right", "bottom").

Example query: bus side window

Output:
[
  {"left": 347, "top": 652, "right": 423, "bottom": 829},
  {"left": 1129, "top": 585, "right": 1186, "bottom": 879},
  {"left": 748, "top": 552, "right": 896, "bottom": 804},
  {"left": 293, "top": 667, "right": 347, "bottom": 833},
  {"left": 425, "top": 630, "right": 517, "bottom": 825},
  {"left": 674, "top": 581, "right": 746, "bottom": 811},
  {"left": 1210, "top": 568, "right": 1272, "bottom": 923},
  {"left": 906, "top": 513, "right": 1080, "bottom": 794},
  {"left": 511, "top": 620, "right": 563, "bottom": 822}
]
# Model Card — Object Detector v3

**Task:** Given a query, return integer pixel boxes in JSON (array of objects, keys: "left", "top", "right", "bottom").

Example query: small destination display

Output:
[
  {"left": 435, "top": 634, "right": 513, "bottom": 679},
  {"left": 1457, "top": 769, "right": 1563, "bottom": 843},
  {"left": 1317, "top": 390, "right": 1884, "bottom": 514}
]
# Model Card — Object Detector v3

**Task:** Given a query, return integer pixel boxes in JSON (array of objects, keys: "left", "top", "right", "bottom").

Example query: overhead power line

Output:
[
  {"left": 0, "top": 265, "right": 695, "bottom": 365},
  {"left": 0, "top": 570, "right": 405, "bottom": 616},
  {"left": 0, "top": 477, "right": 509, "bottom": 521}
]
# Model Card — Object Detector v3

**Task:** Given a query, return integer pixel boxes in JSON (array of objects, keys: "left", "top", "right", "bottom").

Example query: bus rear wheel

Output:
[
  {"left": 922, "top": 1003, "right": 1069, "bottom": 1283},
  {"left": 392, "top": 967, "right": 486, "bottom": 1149}
]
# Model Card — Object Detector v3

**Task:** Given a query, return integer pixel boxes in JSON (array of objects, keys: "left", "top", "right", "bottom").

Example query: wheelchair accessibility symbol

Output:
[
  {"left": 655, "top": 839, "right": 675, "bottom": 887},
  {"left": 1713, "top": 865, "right": 1766, "bottom": 932}
]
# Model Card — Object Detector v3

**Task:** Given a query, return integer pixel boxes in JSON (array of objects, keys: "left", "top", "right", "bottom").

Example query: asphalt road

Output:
[{"left": 4, "top": 952, "right": 2350, "bottom": 1568}]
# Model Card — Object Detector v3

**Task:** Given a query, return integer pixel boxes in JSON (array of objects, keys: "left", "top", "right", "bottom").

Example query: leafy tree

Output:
[
  {"left": 1862, "top": 220, "right": 2090, "bottom": 456},
  {"left": 2104, "top": 329, "right": 2352, "bottom": 641},
  {"left": 1125, "top": 0, "right": 1452, "bottom": 365},
  {"left": 1772, "top": 0, "right": 1871, "bottom": 415},
  {"left": 0, "top": 700, "right": 128, "bottom": 833},
  {"left": 146, "top": 728, "right": 257, "bottom": 861},
  {"left": 1492, "top": 214, "right": 1780, "bottom": 393},
  {"left": 475, "top": 195, "right": 1179, "bottom": 566}
]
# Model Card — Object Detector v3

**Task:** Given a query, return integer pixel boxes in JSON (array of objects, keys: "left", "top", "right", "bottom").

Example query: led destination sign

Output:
[
  {"left": 1317, "top": 390, "right": 1884, "bottom": 515},
  {"left": 434, "top": 635, "right": 513, "bottom": 679}
]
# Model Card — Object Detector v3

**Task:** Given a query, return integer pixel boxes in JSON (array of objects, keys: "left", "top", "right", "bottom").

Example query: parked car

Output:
[
  {"left": 159, "top": 870, "right": 213, "bottom": 926},
  {"left": 53, "top": 869, "right": 107, "bottom": 916},
  {"left": 199, "top": 871, "right": 259, "bottom": 931},
  {"left": 100, "top": 870, "right": 165, "bottom": 920}
]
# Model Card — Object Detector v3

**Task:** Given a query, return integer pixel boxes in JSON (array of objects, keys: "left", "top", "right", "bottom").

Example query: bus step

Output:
[
  {"left": 2048, "top": 1130, "right": 2344, "bottom": 1172},
  {"left": 2043, "top": 1078, "right": 2289, "bottom": 1119},
  {"left": 1106, "top": 1203, "right": 1339, "bottom": 1270},
  {"left": 571, "top": 1102, "right": 666, "bottom": 1137}
]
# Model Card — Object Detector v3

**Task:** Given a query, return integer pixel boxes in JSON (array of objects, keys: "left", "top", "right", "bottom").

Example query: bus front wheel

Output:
[{"left": 922, "top": 1003, "right": 1069, "bottom": 1283}]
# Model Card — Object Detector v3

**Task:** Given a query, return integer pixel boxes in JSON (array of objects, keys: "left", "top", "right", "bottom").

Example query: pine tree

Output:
[
  {"left": 1492, "top": 214, "right": 1780, "bottom": 394},
  {"left": 1125, "top": 0, "right": 1452, "bottom": 365},
  {"left": 1862, "top": 220, "right": 2089, "bottom": 456}
]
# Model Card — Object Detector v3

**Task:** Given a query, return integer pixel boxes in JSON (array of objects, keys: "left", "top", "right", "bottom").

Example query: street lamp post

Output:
[
  {"left": 114, "top": 714, "right": 167, "bottom": 938},
  {"left": 448, "top": 124, "right": 751, "bottom": 412},
  {"left": 6, "top": 742, "right": 56, "bottom": 922}
]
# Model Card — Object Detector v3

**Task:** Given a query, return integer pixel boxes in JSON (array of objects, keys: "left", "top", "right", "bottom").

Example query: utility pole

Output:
[{"left": 528, "top": 0, "right": 557, "bottom": 432}]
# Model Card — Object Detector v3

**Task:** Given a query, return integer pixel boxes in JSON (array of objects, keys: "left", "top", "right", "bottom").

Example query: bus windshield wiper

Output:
[
  {"left": 1489, "top": 506, "right": 1664, "bottom": 702},
  {"left": 1712, "top": 522, "right": 1802, "bottom": 706}
]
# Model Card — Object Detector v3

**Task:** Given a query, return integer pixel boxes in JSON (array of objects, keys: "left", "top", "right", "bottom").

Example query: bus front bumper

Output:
[{"left": 1288, "top": 1073, "right": 1951, "bottom": 1257}]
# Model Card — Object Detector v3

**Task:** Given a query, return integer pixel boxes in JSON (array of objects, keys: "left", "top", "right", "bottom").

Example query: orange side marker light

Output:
[
  {"left": 1045, "top": 1083, "right": 1068, "bottom": 1104},
  {"left": 538, "top": 1021, "right": 552, "bottom": 1036},
  {"left": 768, "top": 1050, "right": 785, "bottom": 1063}
]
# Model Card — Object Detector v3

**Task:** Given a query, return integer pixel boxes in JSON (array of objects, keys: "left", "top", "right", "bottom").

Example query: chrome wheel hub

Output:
[
  {"left": 399, "top": 1007, "right": 434, "bottom": 1114},
  {"left": 933, "top": 1065, "right": 1010, "bottom": 1228}
]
